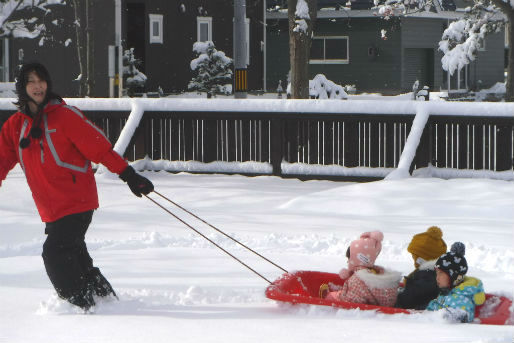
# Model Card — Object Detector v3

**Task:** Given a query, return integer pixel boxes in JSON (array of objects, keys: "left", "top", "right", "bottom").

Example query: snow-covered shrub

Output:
[
  {"left": 123, "top": 48, "right": 147, "bottom": 96},
  {"left": 344, "top": 84, "right": 356, "bottom": 95},
  {"left": 188, "top": 41, "right": 233, "bottom": 98},
  {"left": 416, "top": 86, "right": 430, "bottom": 101},
  {"left": 286, "top": 74, "right": 348, "bottom": 99},
  {"left": 474, "top": 82, "right": 506, "bottom": 101}
]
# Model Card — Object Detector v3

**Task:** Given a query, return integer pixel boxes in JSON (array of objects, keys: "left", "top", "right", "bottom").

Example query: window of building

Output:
[
  {"left": 457, "top": 66, "right": 468, "bottom": 89},
  {"left": 310, "top": 36, "right": 349, "bottom": 64},
  {"left": 443, "top": 65, "right": 468, "bottom": 91},
  {"left": 197, "top": 17, "right": 212, "bottom": 42},
  {"left": 149, "top": 14, "right": 163, "bottom": 44}
]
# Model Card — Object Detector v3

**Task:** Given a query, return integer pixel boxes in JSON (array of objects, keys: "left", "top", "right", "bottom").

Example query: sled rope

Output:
[
  {"left": 144, "top": 193, "right": 274, "bottom": 284},
  {"left": 152, "top": 190, "right": 288, "bottom": 274}
]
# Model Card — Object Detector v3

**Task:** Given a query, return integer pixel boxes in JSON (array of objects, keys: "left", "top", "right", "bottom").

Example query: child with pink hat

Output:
[{"left": 324, "top": 231, "right": 402, "bottom": 307}]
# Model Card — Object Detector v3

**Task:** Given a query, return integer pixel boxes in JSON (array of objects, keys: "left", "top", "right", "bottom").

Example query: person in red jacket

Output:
[{"left": 0, "top": 62, "right": 154, "bottom": 310}]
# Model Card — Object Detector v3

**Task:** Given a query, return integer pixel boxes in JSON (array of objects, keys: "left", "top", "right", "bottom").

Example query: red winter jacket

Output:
[{"left": 0, "top": 99, "right": 128, "bottom": 222}]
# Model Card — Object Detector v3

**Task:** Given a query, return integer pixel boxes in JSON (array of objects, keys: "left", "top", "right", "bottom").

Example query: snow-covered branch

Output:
[
  {"left": 293, "top": 0, "right": 310, "bottom": 34},
  {"left": 0, "top": 0, "right": 64, "bottom": 38},
  {"left": 375, "top": 0, "right": 505, "bottom": 76},
  {"left": 375, "top": 0, "right": 435, "bottom": 19},
  {"left": 439, "top": 2, "right": 502, "bottom": 74}
]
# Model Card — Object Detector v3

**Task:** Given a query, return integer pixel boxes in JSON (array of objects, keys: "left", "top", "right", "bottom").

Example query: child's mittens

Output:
[
  {"left": 319, "top": 283, "right": 329, "bottom": 298},
  {"left": 442, "top": 307, "right": 469, "bottom": 323},
  {"left": 325, "top": 291, "right": 342, "bottom": 301},
  {"left": 339, "top": 268, "right": 352, "bottom": 280}
]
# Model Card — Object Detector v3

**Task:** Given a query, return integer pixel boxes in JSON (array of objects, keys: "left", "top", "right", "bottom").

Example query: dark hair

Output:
[
  {"left": 15, "top": 62, "right": 57, "bottom": 110},
  {"left": 346, "top": 246, "right": 350, "bottom": 259},
  {"left": 15, "top": 62, "right": 61, "bottom": 149}
]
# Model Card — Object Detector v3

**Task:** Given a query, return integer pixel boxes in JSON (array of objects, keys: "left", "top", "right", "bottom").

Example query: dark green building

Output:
[{"left": 265, "top": 6, "right": 505, "bottom": 95}]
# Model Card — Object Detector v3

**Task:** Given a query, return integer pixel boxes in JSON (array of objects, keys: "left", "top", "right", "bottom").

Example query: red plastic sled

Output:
[{"left": 265, "top": 271, "right": 512, "bottom": 325}]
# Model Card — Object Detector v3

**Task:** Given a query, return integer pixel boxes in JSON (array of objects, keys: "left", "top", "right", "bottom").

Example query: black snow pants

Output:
[{"left": 42, "top": 210, "right": 116, "bottom": 309}]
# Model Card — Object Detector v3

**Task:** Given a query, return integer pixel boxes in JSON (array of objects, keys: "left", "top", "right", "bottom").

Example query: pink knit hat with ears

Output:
[{"left": 347, "top": 231, "right": 384, "bottom": 270}]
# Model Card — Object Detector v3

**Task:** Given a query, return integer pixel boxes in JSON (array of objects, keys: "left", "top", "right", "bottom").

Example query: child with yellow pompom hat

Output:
[{"left": 395, "top": 226, "right": 447, "bottom": 310}]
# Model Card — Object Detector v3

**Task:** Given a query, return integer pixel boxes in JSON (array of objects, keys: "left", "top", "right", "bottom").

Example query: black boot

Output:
[
  {"left": 89, "top": 267, "right": 117, "bottom": 298},
  {"left": 67, "top": 286, "right": 96, "bottom": 310}
]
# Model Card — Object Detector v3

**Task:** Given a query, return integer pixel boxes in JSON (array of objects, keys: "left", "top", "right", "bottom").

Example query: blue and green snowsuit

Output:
[{"left": 426, "top": 276, "right": 485, "bottom": 322}]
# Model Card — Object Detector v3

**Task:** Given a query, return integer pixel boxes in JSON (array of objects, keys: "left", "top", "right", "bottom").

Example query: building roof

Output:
[
  {"left": 266, "top": 8, "right": 464, "bottom": 20},
  {"left": 266, "top": 0, "right": 504, "bottom": 22},
  {"left": 266, "top": 0, "right": 459, "bottom": 11}
]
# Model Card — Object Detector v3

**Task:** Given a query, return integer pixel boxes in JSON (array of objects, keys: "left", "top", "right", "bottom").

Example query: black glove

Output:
[{"left": 119, "top": 166, "right": 154, "bottom": 197}]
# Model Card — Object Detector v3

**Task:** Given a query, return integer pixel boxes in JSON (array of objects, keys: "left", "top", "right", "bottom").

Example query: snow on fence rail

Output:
[{"left": 0, "top": 98, "right": 513, "bottom": 181}]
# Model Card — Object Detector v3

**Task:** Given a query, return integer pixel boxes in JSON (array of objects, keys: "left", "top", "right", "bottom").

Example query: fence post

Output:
[
  {"left": 428, "top": 121, "right": 434, "bottom": 166},
  {"left": 203, "top": 119, "right": 218, "bottom": 162},
  {"left": 411, "top": 117, "right": 431, "bottom": 173},
  {"left": 144, "top": 115, "right": 153, "bottom": 160},
  {"left": 496, "top": 124, "right": 513, "bottom": 171},
  {"left": 270, "top": 117, "right": 283, "bottom": 176},
  {"left": 132, "top": 114, "right": 147, "bottom": 160}
]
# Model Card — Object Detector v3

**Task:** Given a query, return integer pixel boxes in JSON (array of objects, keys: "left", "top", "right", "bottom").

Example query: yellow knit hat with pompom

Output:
[{"left": 407, "top": 226, "right": 447, "bottom": 262}]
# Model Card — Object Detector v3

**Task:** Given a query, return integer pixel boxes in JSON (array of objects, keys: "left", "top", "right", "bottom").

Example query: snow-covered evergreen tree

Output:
[
  {"left": 123, "top": 48, "right": 147, "bottom": 96},
  {"left": 188, "top": 41, "right": 233, "bottom": 98}
]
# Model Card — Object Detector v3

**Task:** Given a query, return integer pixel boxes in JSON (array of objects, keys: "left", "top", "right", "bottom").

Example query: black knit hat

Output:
[{"left": 435, "top": 242, "right": 468, "bottom": 287}]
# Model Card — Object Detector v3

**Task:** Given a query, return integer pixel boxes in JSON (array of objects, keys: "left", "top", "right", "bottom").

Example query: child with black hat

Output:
[
  {"left": 396, "top": 226, "right": 447, "bottom": 310},
  {"left": 426, "top": 242, "right": 485, "bottom": 322}
]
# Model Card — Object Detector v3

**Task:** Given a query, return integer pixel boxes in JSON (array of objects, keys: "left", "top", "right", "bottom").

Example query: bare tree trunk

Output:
[
  {"left": 288, "top": 0, "right": 317, "bottom": 99},
  {"left": 72, "top": 0, "right": 94, "bottom": 97},
  {"left": 506, "top": 16, "right": 514, "bottom": 102},
  {"left": 86, "top": 0, "right": 94, "bottom": 96},
  {"left": 72, "top": 0, "right": 86, "bottom": 97}
]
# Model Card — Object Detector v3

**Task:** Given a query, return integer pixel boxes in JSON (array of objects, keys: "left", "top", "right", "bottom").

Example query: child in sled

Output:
[
  {"left": 324, "top": 231, "right": 402, "bottom": 307},
  {"left": 426, "top": 242, "right": 485, "bottom": 323},
  {"left": 396, "top": 226, "right": 447, "bottom": 310}
]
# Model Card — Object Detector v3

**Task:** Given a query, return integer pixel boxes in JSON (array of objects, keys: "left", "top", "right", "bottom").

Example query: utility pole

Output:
[{"left": 234, "top": 0, "right": 247, "bottom": 98}]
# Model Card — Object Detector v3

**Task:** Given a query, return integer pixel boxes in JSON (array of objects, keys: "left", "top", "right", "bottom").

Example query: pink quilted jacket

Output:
[{"left": 326, "top": 266, "right": 401, "bottom": 307}]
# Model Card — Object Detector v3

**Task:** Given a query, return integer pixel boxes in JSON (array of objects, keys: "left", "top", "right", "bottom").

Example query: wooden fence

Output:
[
  {"left": 425, "top": 116, "right": 513, "bottom": 172},
  {"left": 82, "top": 111, "right": 415, "bottom": 180},
  {"left": 0, "top": 103, "right": 513, "bottom": 181}
]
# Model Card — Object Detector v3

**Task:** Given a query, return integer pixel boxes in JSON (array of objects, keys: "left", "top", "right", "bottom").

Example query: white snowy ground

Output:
[{"left": 0, "top": 165, "right": 513, "bottom": 343}]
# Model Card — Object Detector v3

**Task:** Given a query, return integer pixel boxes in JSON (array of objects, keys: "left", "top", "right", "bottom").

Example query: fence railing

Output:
[
  {"left": 424, "top": 116, "right": 514, "bottom": 172},
  {"left": 86, "top": 111, "right": 416, "bottom": 180},
  {"left": 0, "top": 98, "right": 513, "bottom": 181}
]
